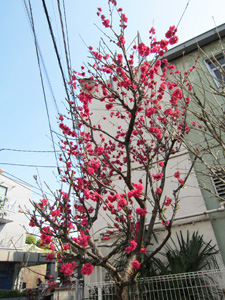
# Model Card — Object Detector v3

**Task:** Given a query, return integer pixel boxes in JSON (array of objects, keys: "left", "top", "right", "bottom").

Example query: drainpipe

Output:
[
  {"left": 154, "top": 201, "right": 225, "bottom": 225},
  {"left": 96, "top": 202, "right": 225, "bottom": 247}
]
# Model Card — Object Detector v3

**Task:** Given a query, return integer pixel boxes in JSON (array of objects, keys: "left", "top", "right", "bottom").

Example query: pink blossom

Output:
[
  {"left": 149, "top": 27, "right": 156, "bottom": 34},
  {"left": 29, "top": 217, "right": 36, "bottom": 227},
  {"left": 50, "top": 243, "right": 55, "bottom": 250},
  {"left": 78, "top": 206, "right": 86, "bottom": 213},
  {"left": 138, "top": 43, "right": 150, "bottom": 56},
  {"left": 164, "top": 197, "right": 172, "bottom": 206},
  {"left": 84, "top": 189, "right": 90, "bottom": 199},
  {"left": 87, "top": 167, "right": 94, "bottom": 175},
  {"left": 125, "top": 240, "right": 137, "bottom": 254},
  {"left": 60, "top": 262, "right": 76, "bottom": 276},
  {"left": 140, "top": 248, "right": 147, "bottom": 254},
  {"left": 73, "top": 231, "right": 90, "bottom": 248},
  {"left": 136, "top": 208, "right": 147, "bottom": 217},
  {"left": 106, "top": 103, "right": 113, "bottom": 110},
  {"left": 95, "top": 146, "right": 104, "bottom": 155},
  {"left": 174, "top": 171, "right": 180, "bottom": 179},
  {"left": 169, "top": 36, "right": 179, "bottom": 45},
  {"left": 117, "top": 198, "right": 127, "bottom": 210},
  {"left": 102, "top": 19, "right": 110, "bottom": 28},
  {"left": 128, "top": 184, "right": 143, "bottom": 199},
  {"left": 117, "top": 35, "right": 125, "bottom": 46},
  {"left": 46, "top": 253, "right": 55, "bottom": 261},
  {"left": 161, "top": 220, "right": 170, "bottom": 227},
  {"left": 152, "top": 173, "right": 163, "bottom": 181},
  {"left": 63, "top": 244, "right": 70, "bottom": 250},
  {"left": 160, "top": 39, "right": 169, "bottom": 49},
  {"left": 155, "top": 188, "right": 162, "bottom": 194},
  {"left": 121, "top": 14, "right": 128, "bottom": 23},
  {"left": 81, "top": 263, "right": 94, "bottom": 276},
  {"left": 165, "top": 25, "right": 176, "bottom": 39},
  {"left": 132, "top": 260, "right": 141, "bottom": 270},
  {"left": 172, "top": 88, "right": 183, "bottom": 99},
  {"left": 179, "top": 179, "right": 184, "bottom": 185},
  {"left": 51, "top": 210, "right": 60, "bottom": 217},
  {"left": 81, "top": 218, "right": 88, "bottom": 227}
]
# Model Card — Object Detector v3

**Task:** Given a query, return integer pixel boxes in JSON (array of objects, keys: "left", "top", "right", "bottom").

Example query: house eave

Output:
[{"left": 163, "top": 23, "right": 225, "bottom": 62}]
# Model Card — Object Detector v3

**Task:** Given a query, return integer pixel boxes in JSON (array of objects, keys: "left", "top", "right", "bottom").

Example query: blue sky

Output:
[{"left": 1, "top": 0, "right": 225, "bottom": 201}]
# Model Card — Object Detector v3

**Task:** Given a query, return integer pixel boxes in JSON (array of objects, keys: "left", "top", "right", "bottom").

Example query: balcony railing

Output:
[{"left": 0, "top": 196, "right": 15, "bottom": 222}]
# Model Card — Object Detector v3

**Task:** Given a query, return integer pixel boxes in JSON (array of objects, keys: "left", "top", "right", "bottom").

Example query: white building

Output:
[
  {"left": 80, "top": 69, "right": 225, "bottom": 286},
  {"left": 0, "top": 172, "right": 32, "bottom": 289}
]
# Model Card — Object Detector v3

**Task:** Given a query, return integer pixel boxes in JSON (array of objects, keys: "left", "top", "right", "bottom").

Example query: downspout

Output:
[
  {"left": 154, "top": 201, "right": 225, "bottom": 225},
  {"left": 96, "top": 202, "right": 225, "bottom": 247}
]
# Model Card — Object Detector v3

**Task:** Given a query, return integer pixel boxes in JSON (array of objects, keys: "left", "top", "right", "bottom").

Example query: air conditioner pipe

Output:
[{"left": 154, "top": 201, "right": 225, "bottom": 225}]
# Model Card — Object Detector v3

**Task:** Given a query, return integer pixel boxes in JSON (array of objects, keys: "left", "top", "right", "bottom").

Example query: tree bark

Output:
[{"left": 116, "top": 285, "right": 129, "bottom": 300}]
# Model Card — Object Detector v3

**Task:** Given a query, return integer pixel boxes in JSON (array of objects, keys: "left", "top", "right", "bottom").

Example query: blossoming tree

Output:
[{"left": 28, "top": 1, "right": 197, "bottom": 299}]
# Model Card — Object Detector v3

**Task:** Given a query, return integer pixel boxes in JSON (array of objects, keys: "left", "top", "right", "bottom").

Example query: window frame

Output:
[
  {"left": 205, "top": 53, "right": 225, "bottom": 88},
  {"left": 211, "top": 170, "right": 225, "bottom": 200}
]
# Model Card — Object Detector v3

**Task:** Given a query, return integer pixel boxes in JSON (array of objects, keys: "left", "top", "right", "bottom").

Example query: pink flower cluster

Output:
[
  {"left": 137, "top": 43, "right": 150, "bottom": 57},
  {"left": 60, "top": 261, "right": 76, "bottom": 276},
  {"left": 125, "top": 240, "right": 137, "bottom": 254},
  {"left": 174, "top": 171, "right": 184, "bottom": 185},
  {"left": 136, "top": 208, "right": 147, "bottom": 217},
  {"left": 165, "top": 25, "right": 179, "bottom": 45},
  {"left": 73, "top": 231, "right": 90, "bottom": 248},
  {"left": 40, "top": 227, "right": 53, "bottom": 245},
  {"left": 164, "top": 197, "right": 172, "bottom": 206},
  {"left": 152, "top": 173, "right": 163, "bottom": 181},
  {"left": 132, "top": 260, "right": 141, "bottom": 270},
  {"left": 128, "top": 183, "right": 143, "bottom": 198},
  {"left": 46, "top": 253, "right": 55, "bottom": 261},
  {"left": 81, "top": 263, "right": 94, "bottom": 276}
]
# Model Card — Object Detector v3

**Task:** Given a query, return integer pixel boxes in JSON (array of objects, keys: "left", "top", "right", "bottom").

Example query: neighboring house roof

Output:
[{"left": 163, "top": 23, "right": 225, "bottom": 62}]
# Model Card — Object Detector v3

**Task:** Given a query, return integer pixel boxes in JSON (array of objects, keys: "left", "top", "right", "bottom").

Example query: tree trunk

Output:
[{"left": 116, "top": 285, "right": 129, "bottom": 300}]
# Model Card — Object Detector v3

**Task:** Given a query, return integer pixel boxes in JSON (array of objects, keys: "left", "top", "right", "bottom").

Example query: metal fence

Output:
[{"left": 86, "top": 268, "right": 225, "bottom": 300}]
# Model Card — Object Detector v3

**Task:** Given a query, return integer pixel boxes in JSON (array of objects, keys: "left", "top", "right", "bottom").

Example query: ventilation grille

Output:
[{"left": 212, "top": 170, "right": 225, "bottom": 199}]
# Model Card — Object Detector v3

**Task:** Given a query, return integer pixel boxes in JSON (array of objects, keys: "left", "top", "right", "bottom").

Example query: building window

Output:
[
  {"left": 211, "top": 170, "right": 225, "bottom": 199},
  {"left": 206, "top": 54, "right": 225, "bottom": 86}
]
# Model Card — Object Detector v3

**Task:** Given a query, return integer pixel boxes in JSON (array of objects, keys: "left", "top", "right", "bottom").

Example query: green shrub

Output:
[
  {"left": 25, "top": 234, "right": 36, "bottom": 245},
  {"left": 0, "top": 289, "right": 25, "bottom": 298}
]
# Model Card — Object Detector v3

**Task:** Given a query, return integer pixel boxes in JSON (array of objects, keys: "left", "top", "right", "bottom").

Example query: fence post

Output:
[{"left": 98, "top": 286, "right": 102, "bottom": 300}]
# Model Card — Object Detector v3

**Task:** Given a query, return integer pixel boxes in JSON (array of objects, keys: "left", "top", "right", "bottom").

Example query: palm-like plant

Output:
[
  {"left": 159, "top": 230, "right": 219, "bottom": 274},
  {"left": 138, "top": 231, "right": 222, "bottom": 300}
]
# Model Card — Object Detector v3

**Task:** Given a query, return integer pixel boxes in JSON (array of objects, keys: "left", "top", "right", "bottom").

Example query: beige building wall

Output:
[{"left": 19, "top": 264, "right": 47, "bottom": 289}]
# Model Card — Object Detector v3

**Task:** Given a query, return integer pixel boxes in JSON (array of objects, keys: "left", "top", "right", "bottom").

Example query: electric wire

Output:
[
  {"left": 176, "top": 0, "right": 191, "bottom": 29},
  {"left": 62, "top": 0, "right": 72, "bottom": 73},
  {"left": 26, "top": 0, "right": 60, "bottom": 174},
  {"left": 22, "top": 0, "right": 59, "bottom": 115},
  {"left": 55, "top": 0, "right": 79, "bottom": 131},
  {"left": 0, "top": 148, "right": 61, "bottom": 153},
  {"left": 54, "top": 0, "right": 83, "bottom": 177},
  {"left": 57, "top": 0, "right": 71, "bottom": 80},
  {"left": 51, "top": 0, "right": 65, "bottom": 71},
  {"left": 0, "top": 162, "right": 61, "bottom": 168},
  {"left": 2, "top": 171, "right": 54, "bottom": 199},
  {"left": 42, "top": 0, "right": 70, "bottom": 101}
]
